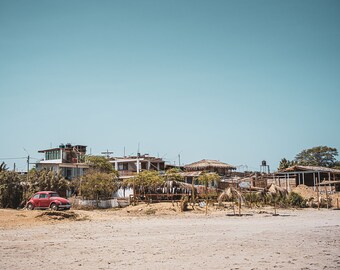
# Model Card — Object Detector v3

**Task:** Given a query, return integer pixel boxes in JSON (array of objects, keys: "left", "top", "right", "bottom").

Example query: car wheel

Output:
[
  {"left": 50, "top": 203, "right": 58, "bottom": 211},
  {"left": 27, "top": 203, "right": 34, "bottom": 210}
]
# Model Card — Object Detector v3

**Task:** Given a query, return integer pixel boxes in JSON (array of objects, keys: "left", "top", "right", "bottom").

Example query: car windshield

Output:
[{"left": 50, "top": 193, "right": 60, "bottom": 198}]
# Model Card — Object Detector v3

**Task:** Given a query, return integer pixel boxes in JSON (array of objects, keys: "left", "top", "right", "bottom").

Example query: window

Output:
[
  {"left": 33, "top": 194, "right": 39, "bottom": 199},
  {"left": 39, "top": 194, "right": 48, "bottom": 198},
  {"left": 45, "top": 150, "right": 61, "bottom": 160},
  {"left": 118, "top": 163, "right": 128, "bottom": 171}
]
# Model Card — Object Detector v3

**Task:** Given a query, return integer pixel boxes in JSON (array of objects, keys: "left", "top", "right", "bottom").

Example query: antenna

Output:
[
  {"left": 178, "top": 150, "right": 182, "bottom": 167},
  {"left": 136, "top": 143, "right": 140, "bottom": 174},
  {"left": 101, "top": 149, "right": 113, "bottom": 158}
]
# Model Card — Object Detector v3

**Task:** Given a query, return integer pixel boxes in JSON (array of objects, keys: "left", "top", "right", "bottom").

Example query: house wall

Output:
[
  {"left": 40, "top": 159, "right": 62, "bottom": 164},
  {"left": 36, "top": 163, "right": 60, "bottom": 172},
  {"left": 113, "top": 187, "right": 133, "bottom": 198},
  {"left": 60, "top": 167, "right": 86, "bottom": 180},
  {"left": 72, "top": 198, "right": 120, "bottom": 208},
  {"left": 295, "top": 172, "right": 331, "bottom": 186},
  {"left": 36, "top": 163, "right": 87, "bottom": 180}
]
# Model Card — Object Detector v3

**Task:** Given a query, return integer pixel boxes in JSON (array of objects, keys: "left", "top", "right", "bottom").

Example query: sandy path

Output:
[{"left": 0, "top": 209, "right": 339, "bottom": 269}]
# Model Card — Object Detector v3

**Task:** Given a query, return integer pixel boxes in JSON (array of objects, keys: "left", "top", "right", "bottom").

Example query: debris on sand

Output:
[{"left": 35, "top": 211, "right": 89, "bottom": 221}]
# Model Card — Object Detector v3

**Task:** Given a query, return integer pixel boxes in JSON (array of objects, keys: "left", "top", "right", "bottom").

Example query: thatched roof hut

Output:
[
  {"left": 282, "top": 165, "right": 340, "bottom": 174},
  {"left": 276, "top": 165, "right": 340, "bottom": 191},
  {"left": 185, "top": 159, "right": 236, "bottom": 170},
  {"left": 185, "top": 159, "right": 236, "bottom": 176}
]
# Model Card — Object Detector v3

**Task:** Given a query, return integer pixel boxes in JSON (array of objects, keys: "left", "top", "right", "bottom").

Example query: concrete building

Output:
[
  {"left": 109, "top": 154, "right": 165, "bottom": 179},
  {"left": 36, "top": 143, "right": 89, "bottom": 180}
]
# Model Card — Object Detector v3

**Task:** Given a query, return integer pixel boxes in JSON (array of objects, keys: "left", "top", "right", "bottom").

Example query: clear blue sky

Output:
[{"left": 1, "top": 0, "right": 339, "bottom": 172}]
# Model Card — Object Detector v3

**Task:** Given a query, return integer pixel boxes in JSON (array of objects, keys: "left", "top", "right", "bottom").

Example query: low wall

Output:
[{"left": 72, "top": 198, "right": 128, "bottom": 209}]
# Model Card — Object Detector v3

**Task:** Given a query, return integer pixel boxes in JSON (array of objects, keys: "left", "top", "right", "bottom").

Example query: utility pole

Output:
[
  {"left": 23, "top": 148, "right": 30, "bottom": 200},
  {"left": 25, "top": 155, "right": 30, "bottom": 199},
  {"left": 27, "top": 155, "right": 30, "bottom": 177},
  {"left": 136, "top": 152, "right": 140, "bottom": 174},
  {"left": 178, "top": 154, "right": 181, "bottom": 168}
]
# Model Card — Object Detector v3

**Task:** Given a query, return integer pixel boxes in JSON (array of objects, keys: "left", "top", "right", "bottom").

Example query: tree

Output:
[
  {"left": 165, "top": 168, "right": 184, "bottom": 182},
  {"left": 0, "top": 170, "right": 23, "bottom": 208},
  {"left": 27, "top": 169, "right": 69, "bottom": 198},
  {"left": 198, "top": 172, "right": 220, "bottom": 193},
  {"left": 0, "top": 162, "right": 8, "bottom": 172},
  {"left": 333, "top": 161, "right": 340, "bottom": 170},
  {"left": 278, "top": 158, "right": 296, "bottom": 171},
  {"left": 80, "top": 172, "right": 118, "bottom": 200},
  {"left": 85, "top": 155, "right": 115, "bottom": 174},
  {"left": 76, "top": 156, "right": 119, "bottom": 200},
  {"left": 294, "top": 146, "right": 338, "bottom": 168},
  {"left": 123, "top": 171, "right": 164, "bottom": 194}
]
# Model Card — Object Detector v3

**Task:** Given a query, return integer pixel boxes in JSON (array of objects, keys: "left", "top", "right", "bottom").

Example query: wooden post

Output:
[
  {"left": 133, "top": 177, "right": 136, "bottom": 205},
  {"left": 238, "top": 196, "right": 241, "bottom": 216},
  {"left": 316, "top": 176, "right": 320, "bottom": 210},
  {"left": 337, "top": 198, "right": 339, "bottom": 209},
  {"left": 191, "top": 179, "right": 195, "bottom": 205},
  {"left": 249, "top": 190, "right": 252, "bottom": 209},
  {"left": 302, "top": 172, "right": 305, "bottom": 185},
  {"left": 324, "top": 183, "right": 329, "bottom": 209}
]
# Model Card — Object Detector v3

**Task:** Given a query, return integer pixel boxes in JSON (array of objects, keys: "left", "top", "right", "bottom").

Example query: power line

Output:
[{"left": 0, "top": 157, "right": 27, "bottom": 160}]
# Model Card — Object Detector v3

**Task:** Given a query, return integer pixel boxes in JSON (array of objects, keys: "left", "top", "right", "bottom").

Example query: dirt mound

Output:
[
  {"left": 329, "top": 193, "right": 340, "bottom": 208},
  {"left": 116, "top": 202, "right": 205, "bottom": 216},
  {"left": 293, "top": 185, "right": 340, "bottom": 208},
  {"left": 35, "top": 211, "right": 88, "bottom": 221},
  {"left": 293, "top": 185, "right": 317, "bottom": 199}
]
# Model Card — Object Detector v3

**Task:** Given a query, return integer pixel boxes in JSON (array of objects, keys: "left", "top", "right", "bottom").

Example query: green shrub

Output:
[{"left": 287, "top": 192, "right": 305, "bottom": 207}]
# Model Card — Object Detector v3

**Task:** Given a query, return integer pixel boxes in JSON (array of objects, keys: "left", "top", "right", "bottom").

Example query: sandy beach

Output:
[{"left": 0, "top": 206, "right": 339, "bottom": 270}]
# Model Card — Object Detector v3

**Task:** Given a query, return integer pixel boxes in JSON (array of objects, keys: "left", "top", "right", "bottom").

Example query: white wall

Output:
[{"left": 113, "top": 187, "right": 133, "bottom": 198}]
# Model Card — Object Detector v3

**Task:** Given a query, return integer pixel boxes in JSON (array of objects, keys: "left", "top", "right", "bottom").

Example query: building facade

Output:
[
  {"left": 36, "top": 143, "right": 89, "bottom": 180},
  {"left": 109, "top": 154, "right": 165, "bottom": 179}
]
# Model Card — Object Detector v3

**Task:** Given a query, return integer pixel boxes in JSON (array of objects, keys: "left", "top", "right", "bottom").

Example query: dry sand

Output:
[{"left": 0, "top": 205, "right": 339, "bottom": 270}]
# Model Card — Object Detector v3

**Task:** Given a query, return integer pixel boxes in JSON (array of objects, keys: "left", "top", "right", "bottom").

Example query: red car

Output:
[{"left": 26, "top": 191, "right": 71, "bottom": 210}]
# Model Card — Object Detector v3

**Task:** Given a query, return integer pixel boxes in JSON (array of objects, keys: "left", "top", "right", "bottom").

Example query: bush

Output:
[
  {"left": 287, "top": 192, "right": 306, "bottom": 207},
  {"left": 80, "top": 172, "right": 118, "bottom": 200},
  {"left": 0, "top": 171, "right": 24, "bottom": 208}
]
